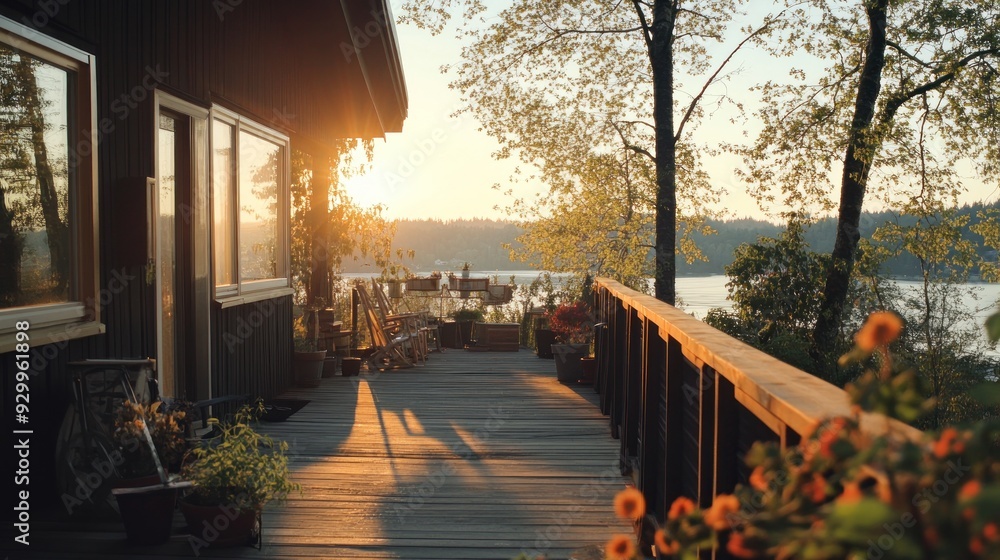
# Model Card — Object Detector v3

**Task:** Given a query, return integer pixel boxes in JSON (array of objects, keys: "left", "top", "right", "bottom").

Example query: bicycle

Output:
[{"left": 53, "top": 358, "right": 158, "bottom": 516}]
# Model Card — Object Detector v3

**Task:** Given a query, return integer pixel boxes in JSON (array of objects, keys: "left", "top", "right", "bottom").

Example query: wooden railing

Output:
[{"left": 592, "top": 278, "right": 916, "bottom": 550}]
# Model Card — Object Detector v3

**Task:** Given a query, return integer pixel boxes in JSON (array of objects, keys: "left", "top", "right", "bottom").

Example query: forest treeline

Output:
[{"left": 343, "top": 203, "right": 1000, "bottom": 277}]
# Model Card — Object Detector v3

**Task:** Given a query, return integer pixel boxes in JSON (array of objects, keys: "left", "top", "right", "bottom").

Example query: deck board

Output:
[{"left": 18, "top": 350, "right": 635, "bottom": 560}]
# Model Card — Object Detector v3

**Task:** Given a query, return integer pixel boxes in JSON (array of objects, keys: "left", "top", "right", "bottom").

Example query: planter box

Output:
[
  {"left": 453, "top": 278, "right": 489, "bottom": 292},
  {"left": 405, "top": 277, "right": 440, "bottom": 291},
  {"left": 385, "top": 281, "right": 403, "bottom": 298},
  {"left": 484, "top": 284, "right": 513, "bottom": 304},
  {"left": 474, "top": 322, "right": 520, "bottom": 351}
]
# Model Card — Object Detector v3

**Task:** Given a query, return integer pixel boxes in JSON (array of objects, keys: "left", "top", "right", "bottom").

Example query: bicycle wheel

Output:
[{"left": 54, "top": 406, "right": 121, "bottom": 516}]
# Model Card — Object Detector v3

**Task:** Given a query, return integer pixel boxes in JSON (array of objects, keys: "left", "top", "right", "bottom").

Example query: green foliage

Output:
[
  {"left": 451, "top": 308, "right": 484, "bottom": 323},
  {"left": 724, "top": 220, "right": 829, "bottom": 337},
  {"left": 289, "top": 144, "right": 405, "bottom": 306},
  {"left": 400, "top": 0, "right": 789, "bottom": 302},
  {"left": 735, "top": 1, "right": 1000, "bottom": 217},
  {"left": 180, "top": 402, "right": 300, "bottom": 511}
]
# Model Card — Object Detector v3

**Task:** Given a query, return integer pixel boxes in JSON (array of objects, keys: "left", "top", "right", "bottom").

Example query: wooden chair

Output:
[
  {"left": 373, "top": 279, "right": 429, "bottom": 363},
  {"left": 355, "top": 284, "right": 416, "bottom": 371}
]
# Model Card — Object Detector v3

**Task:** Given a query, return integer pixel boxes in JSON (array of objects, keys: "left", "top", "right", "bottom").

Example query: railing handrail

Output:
[{"left": 594, "top": 277, "right": 919, "bottom": 440}]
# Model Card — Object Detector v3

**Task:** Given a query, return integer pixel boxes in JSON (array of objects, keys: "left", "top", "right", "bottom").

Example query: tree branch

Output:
[
  {"left": 611, "top": 120, "right": 656, "bottom": 162},
  {"left": 630, "top": 0, "right": 653, "bottom": 52},
  {"left": 886, "top": 40, "right": 933, "bottom": 68},
  {"left": 675, "top": 13, "right": 783, "bottom": 141},
  {"left": 880, "top": 48, "right": 1000, "bottom": 124}
]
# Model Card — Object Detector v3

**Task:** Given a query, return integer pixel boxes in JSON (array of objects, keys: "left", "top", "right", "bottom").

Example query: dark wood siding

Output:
[
  {"left": 0, "top": 0, "right": 391, "bottom": 506},
  {"left": 211, "top": 296, "right": 294, "bottom": 413}
]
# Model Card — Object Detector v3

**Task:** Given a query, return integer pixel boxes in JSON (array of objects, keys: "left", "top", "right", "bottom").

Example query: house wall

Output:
[{"left": 0, "top": 0, "right": 353, "bottom": 506}]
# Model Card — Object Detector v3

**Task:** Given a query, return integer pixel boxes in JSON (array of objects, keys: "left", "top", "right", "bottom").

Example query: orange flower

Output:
[
  {"left": 854, "top": 311, "right": 904, "bottom": 352},
  {"left": 613, "top": 487, "right": 646, "bottom": 521},
  {"left": 970, "top": 536, "right": 984, "bottom": 556},
  {"left": 704, "top": 494, "right": 741, "bottom": 531},
  {"left": 654, "top": 529, "right": 679, "bottom": 555},
  {"left": 727, "top": 532, "right": 757, "bottom": 559},
  {"left": 749, "top": 466, "right": 769, "bottom": 491},
  {"left": 960, "top": 480, "right": 982, "bottom": 501},
  {"left": 667, "top": 496, "right": 696, "bottom": 520},
  {"left": 801, "top": 473, "right": 828, "bottom": 503},
  {"left": 933, "top": 428, "right": 959, "bottom": 459},
  {"left": 984, "top": 523, "right": 999, "bottom": 542},
  {"left": 605, "top": 534, "right": 635, "bottom": 560},
  {"left": 924, "top": 526, "right": 940, "bottom": 548},
  {"left": 837, "top": 481, "right": 863, "bottom": 504}
]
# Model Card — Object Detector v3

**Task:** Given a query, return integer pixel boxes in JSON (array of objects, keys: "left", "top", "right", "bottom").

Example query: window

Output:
[
  {"left": 212, "top": 109, "right": 289, "bottom": 299},
  {"left": 0, "top": 17, "right": 100, "bottom": 352}
]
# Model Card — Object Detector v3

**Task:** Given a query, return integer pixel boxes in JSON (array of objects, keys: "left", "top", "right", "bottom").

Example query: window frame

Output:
[
  {"left": 0, "top": 16, "right": 101, "bottom": 353},
  {"left": 210, "top": 106, "right": 291, "bottom": 303}
]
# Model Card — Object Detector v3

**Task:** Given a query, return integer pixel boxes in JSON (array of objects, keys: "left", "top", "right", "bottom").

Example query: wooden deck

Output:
[{"left": 21, "top": 350, "right": 635, "bottom": 560}]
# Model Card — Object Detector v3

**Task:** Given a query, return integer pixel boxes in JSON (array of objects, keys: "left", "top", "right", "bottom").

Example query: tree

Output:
[
  {"left": 734, "top": 0, "right": 1000, "bottom": 359},
  {"left": 289, "top": 142, "right": 406, "bottom": 308},
  {"left": 0, "top": 46, "right": 69, "bottom": 306},
  {"left": 401, "top": 0, "right": 783, "bottom": 304}
]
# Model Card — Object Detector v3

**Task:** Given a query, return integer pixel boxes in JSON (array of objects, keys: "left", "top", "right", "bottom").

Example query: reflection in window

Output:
[
  {"left": 0, "top": 44, "right": 72, "bottom": 310},
  {"left": 212, "top": 121, "right": 235, "bottom": 286},
  {"left": 238, "top": 131, "right": 279, "bottom": 282}
]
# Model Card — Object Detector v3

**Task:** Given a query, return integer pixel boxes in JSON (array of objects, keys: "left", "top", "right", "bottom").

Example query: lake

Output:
[{"left": 342, "top": 271, "right": 1000, "bottom": 347}]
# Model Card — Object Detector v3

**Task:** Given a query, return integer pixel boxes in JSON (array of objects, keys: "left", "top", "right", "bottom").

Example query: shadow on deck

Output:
[{"left": 21, "top": 350, "right": 634, "bottom": 560}]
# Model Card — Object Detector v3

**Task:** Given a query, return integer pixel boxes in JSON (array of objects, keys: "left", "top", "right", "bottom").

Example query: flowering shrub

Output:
[
  {"left": 577, "top": 310, "right": 1000, "bottom": 560},
  {"left": 646, "top": 310, "right": 1000, "bottom": 559},
  {"left": 547, "top": 301, "right": 593, "bottom": 344},
  {"left": 112, "top": 400, "right": 188, "bottom": 478}
]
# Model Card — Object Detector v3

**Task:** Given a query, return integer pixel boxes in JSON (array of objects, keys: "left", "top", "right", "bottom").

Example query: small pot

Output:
[
  {"left": 322, "top": 356, "right": 340, "bottom": 378},
  {"left": 293, "top": 349, "right": 326, "bottom": 387},
  {"left": 534, "top": 328, "right": 556, "bottom": 359},
  {"left": 342, "top": 357, "right": 362, "bottom": 377},
  {"left": 579, "top": 356, "right": 597, "bottom": 385},
  {"left": 114, "top": 479, "right": 178, "bottom": 545}
]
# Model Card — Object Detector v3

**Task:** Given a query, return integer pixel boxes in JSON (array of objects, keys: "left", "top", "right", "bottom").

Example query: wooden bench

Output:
[{"left": 472, "top": 322, "right": 520, "bottom": 352}]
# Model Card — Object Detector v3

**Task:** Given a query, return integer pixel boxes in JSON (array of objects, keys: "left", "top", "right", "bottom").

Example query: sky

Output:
[
  {"left": 342, "top": 5, "right": 522, "bottom": 221},
  {"left": 343, "top": 1, "right": 1000, "bottom": 223}
]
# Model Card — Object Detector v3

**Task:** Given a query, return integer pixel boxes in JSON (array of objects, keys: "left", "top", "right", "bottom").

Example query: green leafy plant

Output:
[
  {"left": 180, "top": 402, "right": 300, "bottom": 511},
  {"left": 452, "top": 308, "right": 485, "bottom": 323}
]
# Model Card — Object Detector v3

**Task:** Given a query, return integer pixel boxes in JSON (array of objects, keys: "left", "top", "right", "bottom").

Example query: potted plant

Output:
[
  {"left": 547, "top": 301, "right": 593, "bottom": 383},
  {"left": 179, "top": 402, "right": 300, "bottom": 549},
  {"left": 293, "top": 315, "right": 326, "bottom": 388},
  {"left": 531, "top": 309, "right": 556, "bottom": 359},
  {"left": 110, "top": 400, "right": 190, "bottom": 544},
  {"left": 452, "top": 307, "right": 485, "bottom": 347}
]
